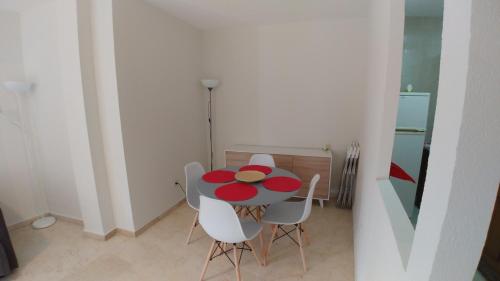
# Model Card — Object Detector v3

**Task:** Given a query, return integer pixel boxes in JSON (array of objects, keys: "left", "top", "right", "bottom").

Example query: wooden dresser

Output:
[{"left": 225, "top": 145, "right": 333, "bottom": 207}]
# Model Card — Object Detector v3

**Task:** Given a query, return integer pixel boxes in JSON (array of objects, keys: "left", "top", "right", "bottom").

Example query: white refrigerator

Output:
[{"left": 390, "top": 93, "right": 430, "bottom": 217}]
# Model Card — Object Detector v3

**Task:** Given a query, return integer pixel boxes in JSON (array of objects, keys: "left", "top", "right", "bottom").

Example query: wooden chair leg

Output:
[
  {"left": 296, "top": 225, "right": 307, "bottom": 272},
  {"left": 301, "top": 223, "right": 310, "bottom": 246},
  {"left": 264, "top": 224, "right": 278, "bottom": 266},
  {"left": 258, "top": 232, "right": 264, "bottom": 254},
  {"left": 241, "top": 207, "right": 248, "bottom": 217},
  {"left": 186, "top": 212, "right": 199, "bottom": 245},
  {"left": 233, "top": 244, "right": 241, "bottom": 281},
  {"left": 200, "top": 240, "right": 216, "bottom": 281},
  {"left": 256, "top": 207, "right": 264, "bottom": 251},
  {"left": 234, "top": 206, "right": 242, "bottom": 216},
  {"left": 246, "top": 240, "right": 262, "bottom": 266}
]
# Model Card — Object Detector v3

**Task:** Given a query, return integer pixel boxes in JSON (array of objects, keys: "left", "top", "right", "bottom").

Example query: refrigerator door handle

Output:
[{"left": 396, "top": 127, "right": 426, "bottom": 133}]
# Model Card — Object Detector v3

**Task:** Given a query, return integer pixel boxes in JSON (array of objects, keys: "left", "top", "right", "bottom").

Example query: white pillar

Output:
[
  {"left": 58, "top": 0, "right": 116, "bottom": 236},
  {"left": 86, "top": 0, "right": 136, "bottom": 231}
]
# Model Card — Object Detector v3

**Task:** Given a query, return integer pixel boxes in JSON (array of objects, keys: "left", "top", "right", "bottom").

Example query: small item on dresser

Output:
[{"left": 407, "top": 84, "right": 414, "bottom": 92}]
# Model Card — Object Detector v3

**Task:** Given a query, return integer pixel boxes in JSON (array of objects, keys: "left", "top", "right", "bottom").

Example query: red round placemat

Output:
[
  {"left": 202, "top": 170, "right": 236, "bottom": 183},
  {"left": 239, "top": 165, "right": 273, "bottom": 175},
  {"left": 262, "top": 177, "right": 302, "bottom": 192},
  {"left": 215, "top": 183, "right": 258, "bottom": 201}
]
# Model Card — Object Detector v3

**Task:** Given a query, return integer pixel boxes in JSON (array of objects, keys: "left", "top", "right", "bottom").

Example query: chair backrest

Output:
[
  {"left": 298, "top": 174, "right": 321, "bottom": 223},
  {"left": 184, "top": 162, "right": 205, "bottom": 210},
  {"left": 198, "top": 196, "right": 248, "bottom": 243},
  {"left": 249, "top": 154, "right": 276, "bottom": 167}
]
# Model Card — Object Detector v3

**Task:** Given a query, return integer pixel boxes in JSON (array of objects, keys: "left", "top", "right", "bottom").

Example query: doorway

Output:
[{"left": 389, "top": 0, "right": 444, "bottom": 226}]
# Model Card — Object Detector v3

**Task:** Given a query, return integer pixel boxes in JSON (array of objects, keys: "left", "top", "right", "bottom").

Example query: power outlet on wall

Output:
[{"left": 174, "top": 181, "right": 185, "bottom": 193}]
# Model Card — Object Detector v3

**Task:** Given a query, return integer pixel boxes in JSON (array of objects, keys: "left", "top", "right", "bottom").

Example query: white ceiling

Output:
[
  {"left": 0, "top": 0, "right": 41, "bottom": 12},
  {"left": 405, "top": 0, "right": 444, "bottom": 17},
  {"left": 144, "top": 0, "right": 370, "bottom": 30},
  {"left": 0, "top": 0, "right": 443, "bottom": 28}
]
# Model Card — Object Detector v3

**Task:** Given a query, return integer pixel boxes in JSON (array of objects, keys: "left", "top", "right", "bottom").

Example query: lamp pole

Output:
[
  {"left": 208, "top": 87, "right": 213, "bottom": 171},
  {"left": 201, "top": 79, "right": 219, "bottom": 171}
]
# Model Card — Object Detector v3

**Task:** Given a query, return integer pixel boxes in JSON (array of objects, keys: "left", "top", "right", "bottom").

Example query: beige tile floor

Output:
[{"left": 5, "top": 202, "right": 353, "bottom": 281}]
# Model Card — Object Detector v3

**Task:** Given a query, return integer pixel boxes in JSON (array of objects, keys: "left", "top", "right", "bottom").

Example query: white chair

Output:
[
  {"left": 243, "top": 153, "right": 276, "bottom": 218},
  {"left": 249, "top": 154, "right": 275, "bottom": 167},
  {"left": 245, "top": 153, "right": 276, "bottom": 248},
  {"left": 184, "top": 162, "right": 205, "bottom": 244},
  {"left": 199, "top": 196, "right": 262, "bottom": 281},
  {"left": 261, "top": 174, "right": 320, "bottom": 272}
]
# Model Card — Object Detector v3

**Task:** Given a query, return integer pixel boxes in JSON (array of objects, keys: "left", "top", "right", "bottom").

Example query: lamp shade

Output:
[
  {"left": 201, "top": 79, "right": 219, "bottom": 89},
  {"left": 3, "top": 81, "right": 33, "bottom": 94}
]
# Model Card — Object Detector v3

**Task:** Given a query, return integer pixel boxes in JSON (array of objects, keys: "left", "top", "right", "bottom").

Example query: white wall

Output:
[
  {"left": 0, "top": 11, "right": 24, "bottom": 82},
  {"left": 0, "top": 11, "right": 41, "bottom": 226},
  {"left": 112, "top": 0, "right": 207, "bottom": 230},
  {"left": 202, "top": 19, "right": 370, "bottom": 190},
  {"left": 19, "top": 0, "right": 82, "bottom": 221},
  {"left": 354, "top": 0, "right": 500, "bottom": 281},
  {"left": 353, "top": 0, "right": 406, "bottom": 280}
]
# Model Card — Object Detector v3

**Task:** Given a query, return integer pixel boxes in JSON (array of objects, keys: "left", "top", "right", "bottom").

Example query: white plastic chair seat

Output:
[
  {"left": 199, "top": 196, "right": 264, "bottom": 244},
  {"left": 190, "top": 198, "right": 200, "bottom": 211},
  {"left": 185, "top": 162, "right": 205, "bottom": 211},
  {"left": 240, "top": 219, "right": 263, "bottom": 240},
  {"left": 261, "top": 201, "right": 307, "bottom": 225},
  {"left": 249, "top": 154, "right": 276, "bottom": 167},
  {"left": 199, "top": 196, "right": 263, "bottom": 281}
]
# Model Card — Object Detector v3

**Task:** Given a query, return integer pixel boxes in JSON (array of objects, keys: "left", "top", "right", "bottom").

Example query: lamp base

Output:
[{"left": 32, "top": 216, "right": 56, "bottom": 229}]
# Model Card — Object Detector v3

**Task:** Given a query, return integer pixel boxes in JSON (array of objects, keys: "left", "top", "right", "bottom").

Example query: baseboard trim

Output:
[
  {"left": 115, "top": 228, "right": 135, "bottom": 238},
  {"left": 111, "top": 200, "right": 187, "bottom": 239},
  {"left": 50, "top": 213, "right": 84, "bottom": 226},
  {"left": 84, "top": 228, "right": 117, "bottom": 241},
  {"left": 7, "top": 212, "right": 84, "bottom": 232},
  {"left": 7, "top": 213, "right": 48, "bottom": 231},
  {"left": 7, "top": 200, "right": 186, "bottom": 241}
]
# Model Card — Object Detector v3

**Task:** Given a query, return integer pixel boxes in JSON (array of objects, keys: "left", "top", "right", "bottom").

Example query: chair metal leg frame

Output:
[
  {"left": 271, "top": 224, "right": 304, "bottom": 247},
  {"left": 240, "top": 206, "right": 259, "bottom": 221},
  {"left": 265, "top": 224, "right": 308, "bottom": 271},
  {"left": 240, "top": 205, "right": 268, "bottom": 220},
  {"left": 200, "top": 240, "right": 262, "bottom": 280}
]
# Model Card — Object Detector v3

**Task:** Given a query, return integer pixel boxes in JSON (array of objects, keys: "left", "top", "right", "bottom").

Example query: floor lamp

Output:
[
  {"left": 2, "top": 81, "right": 56, "bottom": 229},
  {"left": 201, "top": 79, "right": 219, "bottom": 171}
]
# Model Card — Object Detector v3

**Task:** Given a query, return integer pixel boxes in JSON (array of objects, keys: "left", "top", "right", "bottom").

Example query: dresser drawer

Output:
[
  {"left": 292, "top": 156, "right": 331, "bottom": 200},
  {"left": 273, "top": 154, "right": 293, "bottom": 171}
]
